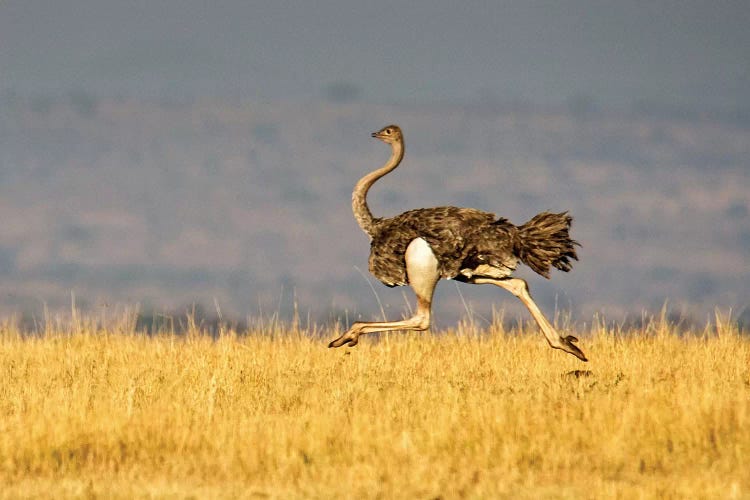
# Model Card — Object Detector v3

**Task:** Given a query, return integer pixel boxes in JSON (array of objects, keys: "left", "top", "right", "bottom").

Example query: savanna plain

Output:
[{"left": 0, "top": 313, "right": 748, "bottom": 499}]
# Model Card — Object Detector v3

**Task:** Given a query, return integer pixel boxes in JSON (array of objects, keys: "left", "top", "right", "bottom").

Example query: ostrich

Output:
[{"left": 328, "top": 125, "right": 587, "bottom": 362}]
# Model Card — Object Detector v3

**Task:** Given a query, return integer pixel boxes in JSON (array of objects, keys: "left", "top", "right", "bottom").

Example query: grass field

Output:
[{"left": 0, "top": 312, "right": 748, "bottom": 499}]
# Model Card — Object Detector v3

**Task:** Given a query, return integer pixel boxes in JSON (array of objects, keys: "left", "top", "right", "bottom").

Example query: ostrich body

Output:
[{"left": 328, "top": 125, "right": 587, "bottom": 362}]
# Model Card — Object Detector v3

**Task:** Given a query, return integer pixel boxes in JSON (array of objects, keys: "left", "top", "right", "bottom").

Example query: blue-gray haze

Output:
[
  {"left": 3, "top": 0, "right": 749, "bottom": 110},
  {"left": 0, "top": 1, "right": 748, "bottom": 326}
]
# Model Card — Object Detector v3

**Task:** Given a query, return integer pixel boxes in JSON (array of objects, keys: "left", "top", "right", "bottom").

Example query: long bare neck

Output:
[{"left": 352, "top": 140, "right": 404, "bottom": 238}]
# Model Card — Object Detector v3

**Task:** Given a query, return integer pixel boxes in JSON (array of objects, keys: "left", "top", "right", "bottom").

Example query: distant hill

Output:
[{"left": 0, "top": 95, "right": 748, "bottom": 326}]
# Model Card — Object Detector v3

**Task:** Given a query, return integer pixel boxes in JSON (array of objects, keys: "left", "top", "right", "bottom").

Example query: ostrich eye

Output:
[{"left": 385, "top": 128, "right": 392, "bottom": 135}]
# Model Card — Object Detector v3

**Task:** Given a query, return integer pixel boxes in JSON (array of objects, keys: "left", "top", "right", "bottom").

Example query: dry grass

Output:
[{"left": 0, "top": 312, "right": 748, "bottom": 499}]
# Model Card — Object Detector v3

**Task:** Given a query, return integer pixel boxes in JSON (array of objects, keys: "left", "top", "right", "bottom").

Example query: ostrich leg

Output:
[
  {"left": 329, "top": 238, "right": 439, "bottom": 348},
  {"left": 471, "top": 276, "right": 588, "bottom": 362}
]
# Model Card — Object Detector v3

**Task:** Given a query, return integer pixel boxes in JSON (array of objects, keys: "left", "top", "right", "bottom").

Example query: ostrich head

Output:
[{"left": 371, "top": 125, "right": 403, "bottom": 145}]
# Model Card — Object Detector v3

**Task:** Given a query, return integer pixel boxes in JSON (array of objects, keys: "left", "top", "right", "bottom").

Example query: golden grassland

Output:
[{"left": 0, "top": 312, "right": 748, "bottom": 499}]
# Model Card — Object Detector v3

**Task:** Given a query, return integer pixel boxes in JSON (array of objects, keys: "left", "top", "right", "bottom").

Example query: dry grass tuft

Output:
[{"left": 0, "top": 312, "right": 748, "bottom": 498}]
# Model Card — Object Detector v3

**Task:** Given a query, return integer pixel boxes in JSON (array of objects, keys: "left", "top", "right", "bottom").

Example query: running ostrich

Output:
[{"left": 328, "top": 125, "right": 587, "bottom": 362}]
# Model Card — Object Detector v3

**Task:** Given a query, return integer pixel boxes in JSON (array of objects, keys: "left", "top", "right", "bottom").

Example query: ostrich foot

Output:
[
  {"left": 328, "top": 330, "right": 359, "bottom": 348},
  {"left": 556, "top": 335, "right": 588, "bottom": 362}
]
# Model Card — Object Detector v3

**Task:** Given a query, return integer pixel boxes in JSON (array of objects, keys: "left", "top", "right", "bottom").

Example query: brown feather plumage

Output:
[{"left": 368, "top": 207, "right": 578, "bottom": 286}]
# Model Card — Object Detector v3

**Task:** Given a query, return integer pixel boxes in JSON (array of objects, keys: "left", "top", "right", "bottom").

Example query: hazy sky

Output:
[{"left": 2, "top": 1, "right": 749, "bottom": 110}]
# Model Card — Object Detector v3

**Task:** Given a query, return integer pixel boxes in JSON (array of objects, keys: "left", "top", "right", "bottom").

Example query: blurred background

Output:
[{"left": 1, "top": 0, "right": 748, "bottom": 328}]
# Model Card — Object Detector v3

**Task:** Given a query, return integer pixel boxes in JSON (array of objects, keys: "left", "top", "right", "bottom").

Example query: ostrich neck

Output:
[{"left": 352, "top": 141, "right": 404, "bottom": 238}]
